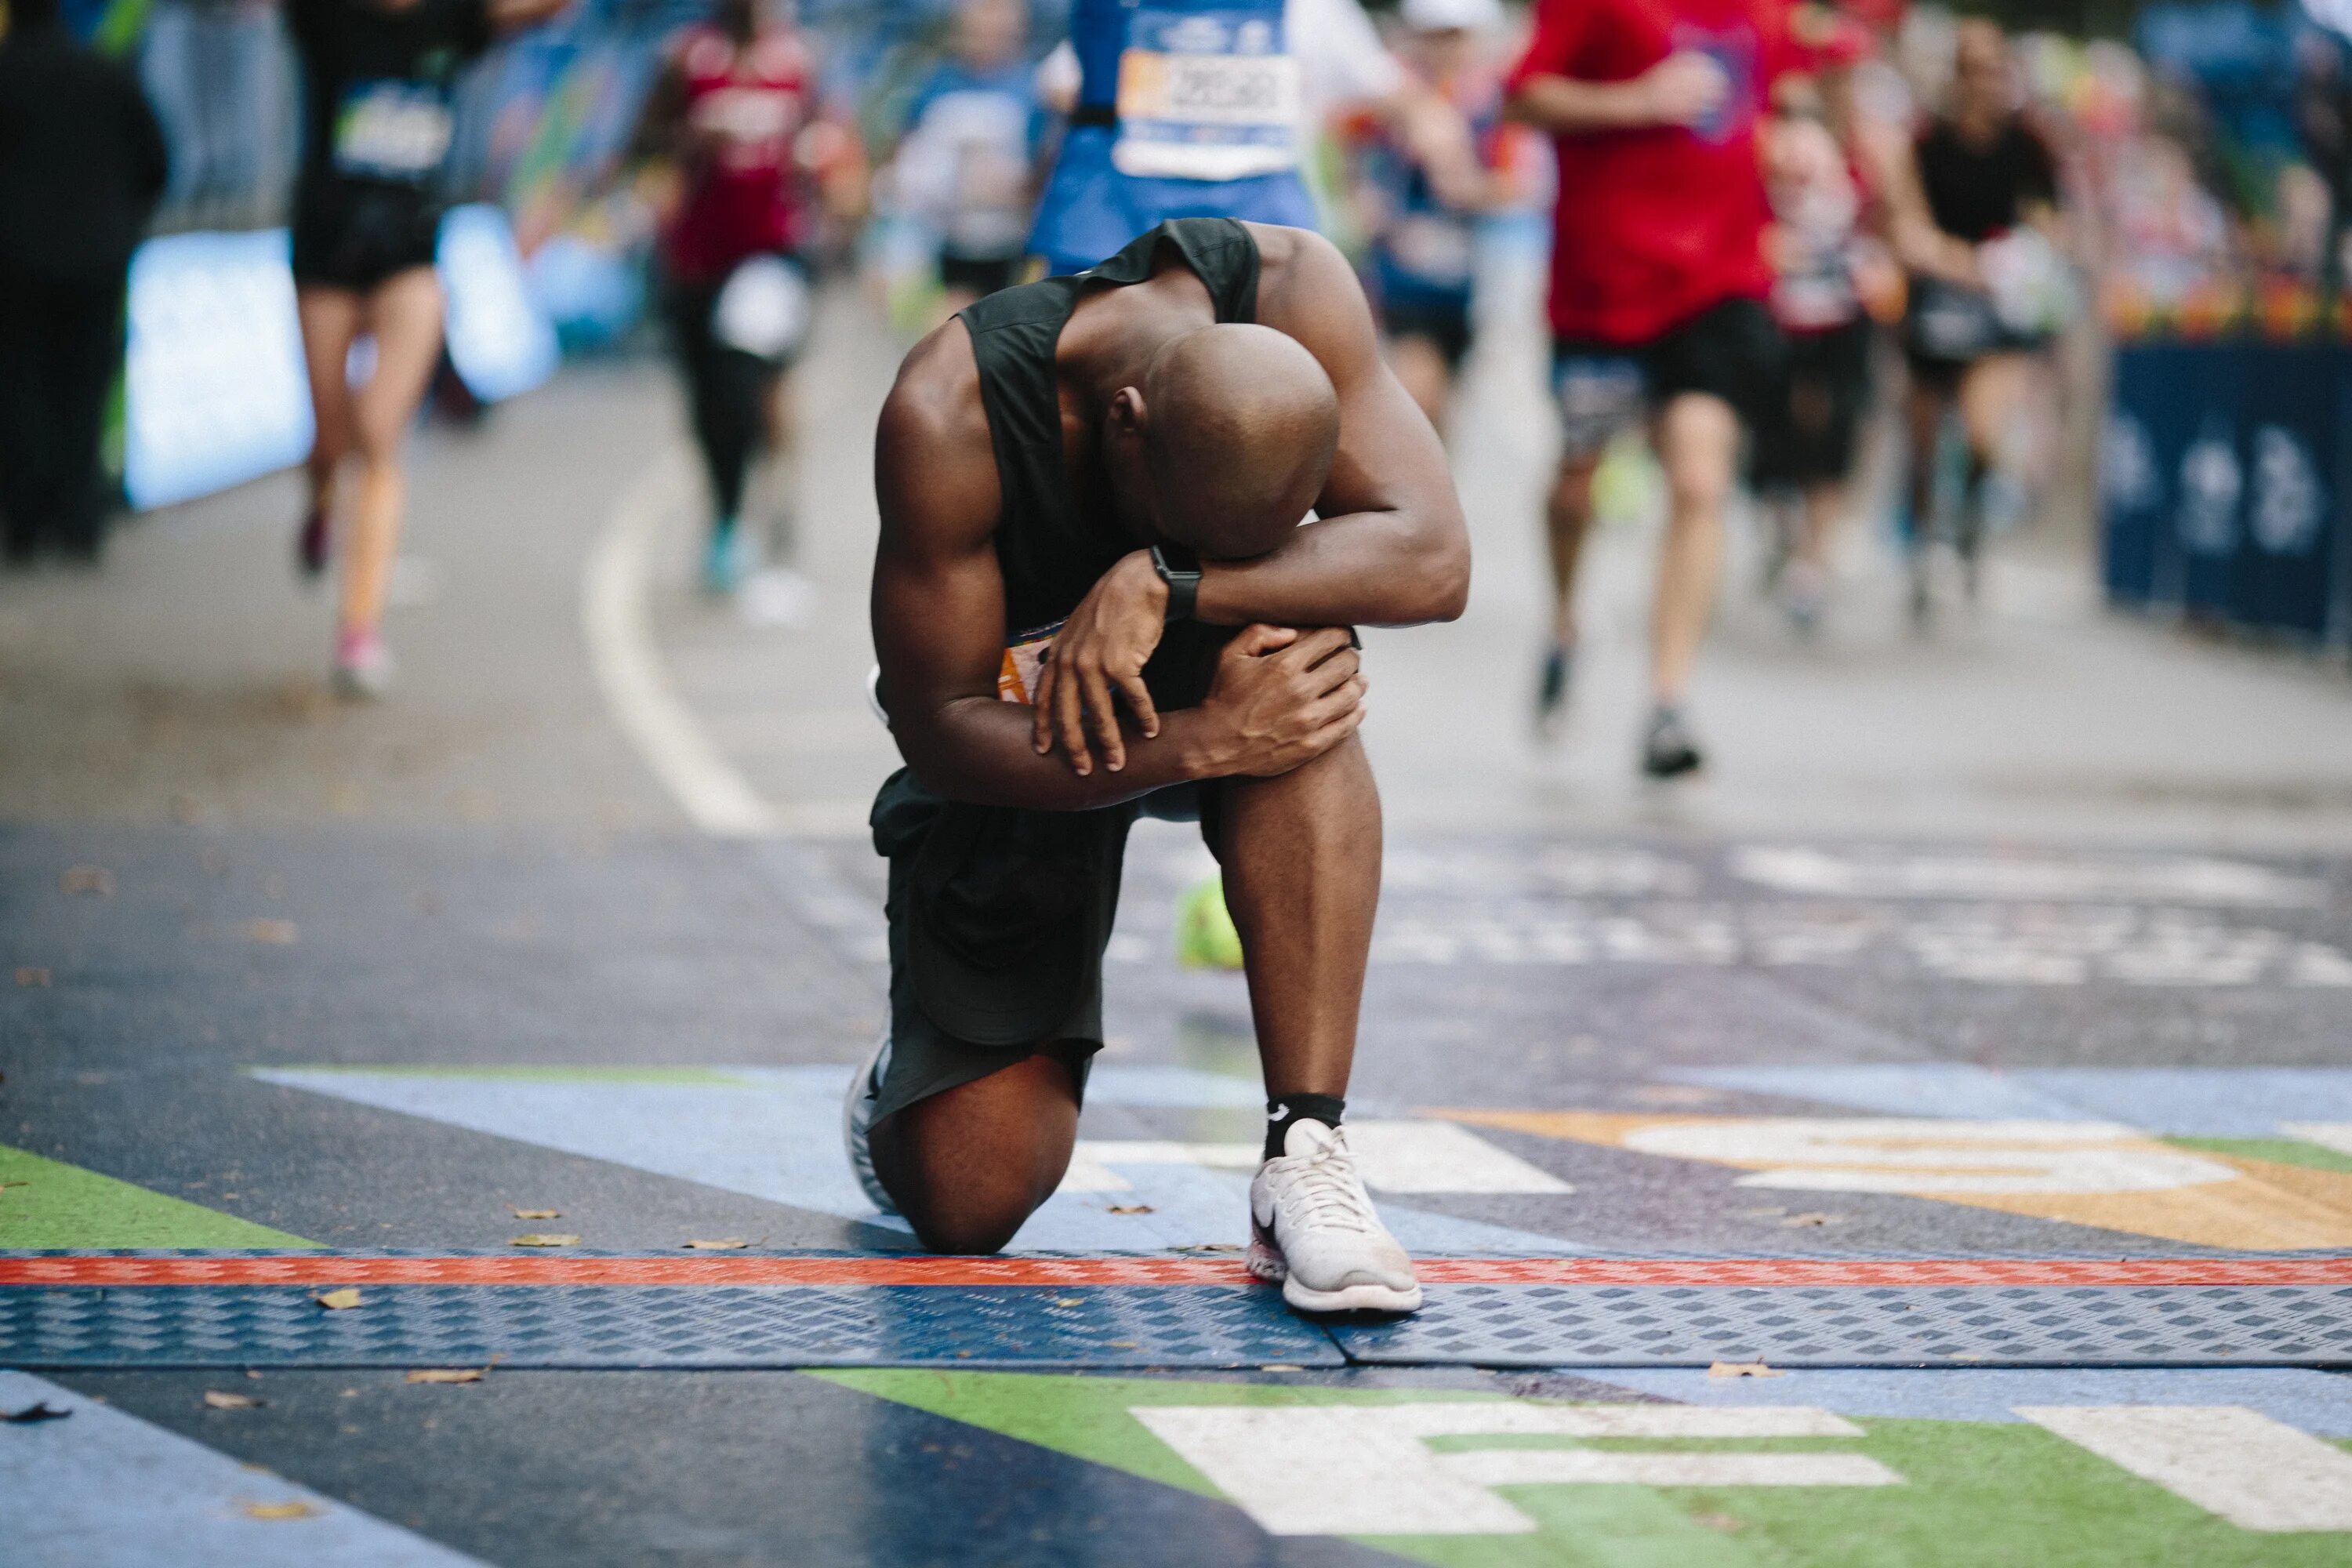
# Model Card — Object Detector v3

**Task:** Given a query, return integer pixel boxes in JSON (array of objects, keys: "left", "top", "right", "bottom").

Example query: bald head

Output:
[{"left": 1134, "top": 324, "right": 1338, "bottom": 558}]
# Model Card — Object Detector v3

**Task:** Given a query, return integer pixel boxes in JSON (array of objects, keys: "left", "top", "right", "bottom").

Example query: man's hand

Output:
[
  {"left": 1192, "top": 625, "right": 1367, "bottom": 779},
  {"left": 1033, "top": 549, "right": 1170, "bottom": 776},
  {"left": 1635, "top": 51, "right": 1729, "bottom": 129}
]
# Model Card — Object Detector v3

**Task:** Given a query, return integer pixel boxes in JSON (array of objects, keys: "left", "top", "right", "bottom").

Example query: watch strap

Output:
[{"left": 1151, "top": 545, "right": 1202, "bottom": 622}]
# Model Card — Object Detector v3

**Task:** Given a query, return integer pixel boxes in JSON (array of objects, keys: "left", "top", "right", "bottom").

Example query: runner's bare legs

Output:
[{"left": 869, "top": 733, "right": 1381, "bottom": 1253}]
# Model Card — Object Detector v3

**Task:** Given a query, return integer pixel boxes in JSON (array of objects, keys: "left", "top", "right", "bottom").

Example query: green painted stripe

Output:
[
  {"left": 818, "top": 1372, "right": 2352, "bottom": 1566},
  {"left": 2165, "top": 1135, "right": 2352, "bottom": 1177},
  {"left": 0, "top": 1145, "right": 320, "bottom": 1250}
]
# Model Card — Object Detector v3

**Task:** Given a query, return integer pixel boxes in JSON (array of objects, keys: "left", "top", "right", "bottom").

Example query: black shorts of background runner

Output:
[
  {"left": 662, "top": 260, "right": 801, "bottom": 521},
  {"left": 291, "top": 187, "right": 443, "bottom": 291},
  {"left": 1381, "top": 292, "right": 1474, "bottom": 374},
  {"left": 1751, "top": 317, "right": 1871, "bottom": 490},
  {"left": 1551, "top": 296, "right": 1787, "bottom": 456},
  {"left": 938, "top": 249, "right": 1023, "bottom": 299}
]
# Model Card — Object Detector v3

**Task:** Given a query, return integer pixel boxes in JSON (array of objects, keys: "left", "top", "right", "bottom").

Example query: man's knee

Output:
[{"left": 870, "top": 1053, "right": 1079, "bottom": 1254}]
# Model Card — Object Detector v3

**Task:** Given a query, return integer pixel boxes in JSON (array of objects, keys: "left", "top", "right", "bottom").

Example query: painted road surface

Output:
[{"left": 5, "top": 286, "right": 2352, "bottom": 1564}]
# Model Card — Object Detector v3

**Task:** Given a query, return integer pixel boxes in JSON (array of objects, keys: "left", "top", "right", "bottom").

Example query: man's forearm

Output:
[
  {"left": 1194, "top": 512, "right": 1469, "bottom": 628},
  {"left": 899, "top": 698, "right": 1222, "bottom": 809},
  {"left": 1506, "top": 74, "right": 1659, "bottom": 135}
]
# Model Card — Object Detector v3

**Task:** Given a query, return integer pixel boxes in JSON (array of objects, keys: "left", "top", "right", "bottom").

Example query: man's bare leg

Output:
[
  {"left": 1539, "top": 452, "right": 1600, "bottom": 728},
  {"left": 1215, "top": 732, "right": 1381, "bottom": 1100},
  {"left": 1641, "top": 392, "right": 1737, "bottom": 776},
  {"left": 869, "top": 1051, "right": 1080, "bottom": 1254}
]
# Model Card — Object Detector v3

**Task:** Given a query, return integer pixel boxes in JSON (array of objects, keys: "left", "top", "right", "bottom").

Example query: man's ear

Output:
[{"left": 1107, "top": 386, "right": 1148, "bottom": 437}]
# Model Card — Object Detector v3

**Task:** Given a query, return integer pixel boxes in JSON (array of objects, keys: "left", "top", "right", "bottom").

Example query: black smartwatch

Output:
[{"left": 1150, "top": 544, "right": 1202, "bottom": 622}]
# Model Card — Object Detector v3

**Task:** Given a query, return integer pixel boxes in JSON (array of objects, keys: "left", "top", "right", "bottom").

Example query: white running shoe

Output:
[
  {"left": 841, "top": 1023, "right": 896, "bottom": 1214},
  {"left": 332, "top": 633, "right": 396, "bottom": 702},
  {"left": 1247, "top": 1120, "right": 1422, "bottom": 1314}
]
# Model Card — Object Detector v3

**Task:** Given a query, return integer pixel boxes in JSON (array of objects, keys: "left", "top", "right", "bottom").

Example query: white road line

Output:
[
  {"left": 0, "top": 1371, "right": 485, "bottom": 1566},
  {"left": 2019, "top": 1405, "right": 2352, "bottom": 1532},
  {"left": 581, "top": 450, "right": 778, "bottom": 838}
]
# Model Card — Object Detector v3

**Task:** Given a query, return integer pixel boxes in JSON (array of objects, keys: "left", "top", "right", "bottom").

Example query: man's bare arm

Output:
[
  {"left": 1183, "top": 225, "right": 1471, "bottom": 630},
  {"left": 1505, "top": 52, "right": 1726, "bottom": 136},
  {"left": 874, "top": 326, "right": 1364, "bottom": 798}
]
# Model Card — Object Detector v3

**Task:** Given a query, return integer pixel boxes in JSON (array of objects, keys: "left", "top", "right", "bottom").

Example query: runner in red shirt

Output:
[
  {"left": 1506, "top": 0, "right": 1791, "bottom": 775},
  {"left": 634, "top": 0, "right": 856, "bottom": 598}
]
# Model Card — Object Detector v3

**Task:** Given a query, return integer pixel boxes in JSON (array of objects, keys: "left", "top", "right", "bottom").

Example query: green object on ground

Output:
[
  {"left": 2165, "top": 1135, "right": 2352, "bottom": 1177},
  {"left": 1174, "top": 874, "right": 1244, "bottom": 971},
  {"left": 0, "top": 1143, "right": 319, "bottom": 1250}
]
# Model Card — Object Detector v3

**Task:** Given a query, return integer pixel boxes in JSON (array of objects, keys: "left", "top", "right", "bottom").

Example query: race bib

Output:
[
  {"left": 333, "top": 81, "right": 455, "bottom": 183},
  {"left": 711, "top": 255, "right": 811, "bottom": 361},
  {"left": 997, "top": 622, "right": 1065, "bottom": 705},
  {"left": 1112, "top": 9, "right": 1299, "bottom": 182}
]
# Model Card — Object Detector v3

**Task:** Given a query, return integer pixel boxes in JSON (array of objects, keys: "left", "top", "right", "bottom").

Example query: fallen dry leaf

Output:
[
  {"left": 238, "top": 919, "right": 299, "bottom": 945},
  {"left": 405, "top": 1368, "right": 485, "bottom": 1385},
  {"left": 314, "top": 1288, "right": 362, "bottom": 1310},
  {"left": 1707, "top": 1361, "right": 1785, "bottom": 1379},
  {"left": 59, "top": 866, "right": 114, "bottom": 896},
  {"left": 1106, "top": 1340, "right": 1140, "bottom": 1350},
  {"left": 683, "top": 1238, "right": 748, "bottom": 1250},
  {"left": 15, "top": 967, "right": 49, "bottom": 987},
  {"left": 0, "top": 1401, "right": 71, "bottom": 1424},
  {"left": 1258, "top": 1364, "right": 1305, "bottom": 1373},
  {"left": 508, "top": 1233, "right": 580, "bottom": 1247},
  {"left": 1105, "top": 1204, "right": 1154, "bottom": 1215},
  {"left": 509, "top": 1207, "right": 561, "bottom": 1220},
  {"left": 1779, "top": 1212, "right": 1843, "bottom": 1228},
  {"left": 204, "top": 1391, "right": 264, "bottom": 1410},
  {"left": 1050, "top": 1297, "right": 1084, "bottom": 1307},
  {"left": 240, "top": 1501, "right": 319, "bottom": 1521},
  {"left": 1177, "top": 1243, "right": 1243, "bottom": 1253}
]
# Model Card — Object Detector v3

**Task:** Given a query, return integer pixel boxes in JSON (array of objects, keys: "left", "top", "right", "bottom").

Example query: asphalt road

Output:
[{"left": 5, "top": 282, "right": 2352, "bottom": 1566}]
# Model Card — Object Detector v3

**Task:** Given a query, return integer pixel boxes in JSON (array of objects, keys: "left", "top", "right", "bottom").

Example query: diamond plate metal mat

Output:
[
  {"left": 7, "top": 1254, "right": 2351, "bottom": 1369},
  {"left": 1328, "top": 1283, "right": 2352, "bottom": 1367},
  {"left": 0, "top": 1283, "right": 1341, "bottom": 1370}
]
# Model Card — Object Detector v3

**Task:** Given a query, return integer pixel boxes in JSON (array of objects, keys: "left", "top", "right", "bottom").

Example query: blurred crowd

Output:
[{"left": 5, "top": 0, "right": 2351, "bottom": 708}]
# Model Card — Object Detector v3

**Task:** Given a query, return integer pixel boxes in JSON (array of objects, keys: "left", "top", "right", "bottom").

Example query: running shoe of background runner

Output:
[
  {"left": 841, "top": 1025, "right": 895, "bottom": 1213},
  {"left": 332, "top": 629, "right": 395, "bottom": 701},
  {"left": 702, "top": 519, "right": 754, "bottom": 596},
  {"left": 1641, "top": 704, "right": 1703, "bottom": 778},
  {"left": 1534, "top": 640, "right": 1573, "bottom": 734},
  {"left": 1249, "top": 1120, "right": 1422, "bottom": 1312},
  {"left": 296, "top": 505, "right": 331, "bottom": 579}
]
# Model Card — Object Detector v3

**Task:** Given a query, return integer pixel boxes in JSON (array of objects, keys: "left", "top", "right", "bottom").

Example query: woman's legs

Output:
[{"left": 334, "top": 267, "right": 444, "bottom": 684}]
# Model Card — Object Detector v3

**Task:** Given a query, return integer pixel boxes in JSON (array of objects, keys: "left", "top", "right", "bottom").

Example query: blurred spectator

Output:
[
  {"left": 0, "top": 0, "right": 169, "bottom": 564},
  {"left": 1882, "top": 16, "right": 2064, "bottom": 622},
  {"left": 1505, "top": 0, "right": 1792, "bottom": 776},
  {"left": 887, "top": 0, "right": 1047, "bottom": 312},
  {"left": 1346, "top": 0, "right": 1540, "bottom": 439}
]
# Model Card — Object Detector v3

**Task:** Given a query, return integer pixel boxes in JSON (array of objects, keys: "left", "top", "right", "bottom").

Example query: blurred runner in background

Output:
[
  {"left": 288, "top": 0, "right": 566, "bottom": 699},
  {"left": 886, "top": 0, "right": 1048, "bottom": 315},
  {"left": 1345, "top": 0, "right": 1539, "bottom": 440},
  {"left": 1028, "top": 0, "right": 1439, "bottom": 277},
  {"left": 1751, "top": 58, "right": 1900, "bottom": 637},
  {"left": 1508, "top": 0, "right": 1789, "bottom": 775},
  {"left": 0, "top": 0, "right": 168, "bottom": 566},
  {"left": 634, "top": 0, "right": 862, "bottom": 601},
  {"left": 1883, "top": 16, "right": 2063, "bottom": 625}
]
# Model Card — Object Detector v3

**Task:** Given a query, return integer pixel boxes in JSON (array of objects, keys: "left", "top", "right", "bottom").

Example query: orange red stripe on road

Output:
[{"left": 3, "top": 1255, "right": 2350, "bottom": 1288}]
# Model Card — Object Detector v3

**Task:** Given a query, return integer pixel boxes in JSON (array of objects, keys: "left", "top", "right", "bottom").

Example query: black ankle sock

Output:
[{"left": 1265, "top": 1094, "right": 1347, "bottom": 1160}]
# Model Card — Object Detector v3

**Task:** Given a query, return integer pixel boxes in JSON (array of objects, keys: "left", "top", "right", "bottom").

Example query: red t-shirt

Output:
[
  {"left": 1508, "top": 0, "right": 1791, "bottom": 343},
  {"left": 663, "top": 26, "right": 812, "bottom": 284}
]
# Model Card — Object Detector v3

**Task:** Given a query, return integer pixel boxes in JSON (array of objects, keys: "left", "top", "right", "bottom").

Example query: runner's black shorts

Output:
[
  {"left": 938, "top": 249, "right": 1023, "bottom": 300},
  {"left": 1751, "top": 317, "right": 1872, "bottom": 489},
  {"left": 1381, "top": 291, "right": 1474, "bottom": 372},
  {"left": 290, "top": 181, "right": 442, "bottom": 292},
  {"left": 1551, "top": 296, "right": 1786, "bottom": 459}
]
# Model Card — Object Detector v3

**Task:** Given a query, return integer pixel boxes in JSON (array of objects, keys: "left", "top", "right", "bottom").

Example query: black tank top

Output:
[{"left": 957, "top": 218, "right": 1260, "bottom": 638}]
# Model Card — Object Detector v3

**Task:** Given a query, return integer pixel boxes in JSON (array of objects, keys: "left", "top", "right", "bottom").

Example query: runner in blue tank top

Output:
[{"left": 1030, "top": 0, "right": 1402, "bottom": 274}]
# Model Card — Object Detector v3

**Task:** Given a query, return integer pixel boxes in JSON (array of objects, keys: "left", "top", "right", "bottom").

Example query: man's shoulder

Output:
[
  {"left": 1240, "top": 223, "right": 1364, "bottom": 339},
  {"left": 879, "top": 319, "right": 1001, "bottom": 535}
]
